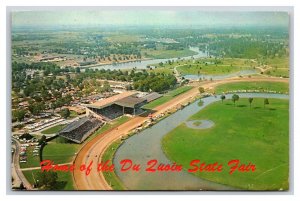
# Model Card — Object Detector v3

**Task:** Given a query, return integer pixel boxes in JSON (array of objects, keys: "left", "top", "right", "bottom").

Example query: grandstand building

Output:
[
  {"left": 58, "top": 116, "right": 103, "bottom": 143},
  {"left": 85, "top": 91, "right": 161, "bottom": 121}
]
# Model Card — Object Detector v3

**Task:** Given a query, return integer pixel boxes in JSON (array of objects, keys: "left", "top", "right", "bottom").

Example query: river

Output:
[
  {"left": 89, "top": 47, "right": 207, "bottom": 70},
  {"left": 113, "top": 93, "right": 289, "bottom": 190}
]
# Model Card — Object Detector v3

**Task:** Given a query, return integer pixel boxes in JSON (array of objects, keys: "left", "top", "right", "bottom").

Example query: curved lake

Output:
[{"left": 113, "top": 93, "right": 289, "bottom": 190}]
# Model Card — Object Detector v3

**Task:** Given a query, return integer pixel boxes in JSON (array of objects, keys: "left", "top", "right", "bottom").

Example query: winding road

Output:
[{"left": 72, "top": 76, "right": 288, "bottom": 190}]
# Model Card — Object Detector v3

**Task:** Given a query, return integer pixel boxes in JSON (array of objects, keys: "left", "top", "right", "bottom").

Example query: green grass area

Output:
[
  {"left": 22, "top": 169, "right": 74, "bottom": 190},
  {"left": 102, "top": 140, "right": 126, "bottom": 190},
  {"left": 69, "top": 111, "right": 79, "bottom": 119},
  {"left": 215, "top": 81, "right": 289, "bottom": 94},
  {"left": 167, "top": 85, "right": 193, "bottom": 97},
  {"left": 265, "top": 68, "right": 290, "bottom": 78},
  {"left": 43, "top": 142, "right": 80, "bottom": 164},
  {"left": 41, "top": 124, "right": 66, "bottom": 134},
  {"left": 19, "top": 146, "right": 41, "bottom": 169},
  {"left": 143, "top": 86, "right": 193, "bottom": 109},
  {"left": 147, "top": 67, "right": 173, "bottom": 74},
  {"left": 142, "top": 48, "right": 197, "bottom": 59},
  {"left": 162, "top": 98, "right": 289, "bottom": 190},
  {"left": 177, "top": 64, "right": 252, "bottom": 75},
  {"left": 265, "top": 56, "right": 289, "bottom": 69}
]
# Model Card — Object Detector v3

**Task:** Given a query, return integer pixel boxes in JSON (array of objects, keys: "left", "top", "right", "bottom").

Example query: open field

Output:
[
  {"left": 69, "top": 111, "right": 79, "bottom": 119},
  {"left": 43, "top": 142, "right": 80, "bottom": 164},
  {"left": 177, "top": 64, "right": 252, "bottom": 75},
  {"left": 162, "top": 98, "right": 289, "bottom": 190},
  {"left": 215, "top": 81, "right": 289, "bottom": 94},
  {"left": 22, "top": 169, "right": 74, "bottom": 190},
  {"left": 147, "top": 67, "right": 173, "bottom": 74},
  {"left": 265, "top": 68, "right": 289, "bottom": 78},
  {"left": 265, "top": 57, "right": 289, "bottom": 69},
  {"left": 143, "top": 85, "right": 193, "bottom": 109},
  {"left": 41, "top": 124, "right": 66, "bottom": 134}
]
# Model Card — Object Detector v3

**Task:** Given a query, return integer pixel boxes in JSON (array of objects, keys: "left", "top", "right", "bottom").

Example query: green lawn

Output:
[
  {"left": 177, "top": 64, "right": 252, "bottom": 75},
  {"left": 215, "top": 81, "right": 289, "bottom": 94},
  {"left": 41, "top": 124, "right": 66, "bottom": 134},
  {"left": 102, "top": 140, "right": 126, "bottom": 190},
  {"left": 265, "top": 68, "right": 289, "bottom": 78},
  {"left": 22, "top": 169, "right": 74, "bottom": 190},
  {"left": 265, "top": 56, "right": 289, "bottom": 69},
  {"left": 147, "top": 67, "right": 173, "bottom": 74},
  {"left": 162, "top": 98, "right": 289, "bottom": 190},
  {"left": 167, "top": 86, "right": 193, "bottom": 97},
  {"left": 69, "top": 111, "right": 79, "bottom": 119},
  {"left": 143, "top": 86, "right": 193, "bottom": 109},
  {"left": 43, "top": 142, "right": 80, "bottom": 164}
]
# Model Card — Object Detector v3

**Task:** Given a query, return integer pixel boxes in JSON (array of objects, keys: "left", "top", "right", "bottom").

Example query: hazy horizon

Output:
[{"left": 12, "top": 10, "right": 289, "bottom": 29}]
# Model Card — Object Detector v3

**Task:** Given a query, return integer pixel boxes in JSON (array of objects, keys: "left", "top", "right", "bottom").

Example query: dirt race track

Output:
[{"left": 72, "top": 76, "right": 289, "bottom": 190}]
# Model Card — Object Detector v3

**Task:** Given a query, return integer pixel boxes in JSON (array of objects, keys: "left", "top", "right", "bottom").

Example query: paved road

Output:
[
  {"left": 12, "top": 139, "right": 33, "bottom": 190},
  {"left": 72, "top": 76, "right": 288, "bottom": 190}
]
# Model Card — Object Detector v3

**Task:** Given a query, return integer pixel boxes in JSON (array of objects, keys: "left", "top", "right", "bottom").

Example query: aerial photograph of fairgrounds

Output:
[{"left": 10, "top": 9, "right": 290, "bottom": 191}]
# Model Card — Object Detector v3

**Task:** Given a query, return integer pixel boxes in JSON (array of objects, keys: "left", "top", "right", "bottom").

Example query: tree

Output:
[
  {"left": 75, "top": 67, "right": 80, "bottom": 73},
  {"left": 198, "top": 87, "right": 205, "bottom": 93},
  {"left": 102, "top": 81, "right": 112, "bottom": 92},
  {"left": 38, "top": 135, "right": 47, "bottom": 146},
  {"left": 264, "top": 98, "right": 269, "bottom": 108},
  {"left": 248, "top": 97, "right": 254, "bottom": 108},
  {"left": 221, "top": 95, "right": 226, "bottom": 103},
  {"left": 36, "top": 171, "right": 58, "bottom": 190},
  {"left": 60, "top": 108, "right": 70, "bottom": 119},
  {"left": 13, "top": 109, "right": 26, "bottom": 122},
  {"left": 232, "top": 94, "right": 239, "bottom": 106},
  {"left": 28, "top": 102, "right": 45, "bottom": 115}
]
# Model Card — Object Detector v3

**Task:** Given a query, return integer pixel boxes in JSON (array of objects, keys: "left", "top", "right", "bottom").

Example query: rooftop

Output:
[
  {"left": 85, "top": 91, "right": 137, "bottom": 109},
  {"left": 115, "top": 96, "right": 146, "bottom": 108}
]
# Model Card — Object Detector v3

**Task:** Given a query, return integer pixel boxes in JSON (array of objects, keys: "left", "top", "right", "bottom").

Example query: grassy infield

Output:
[
  {"left": 162, "top": 98, "right": 289, "bottom": 190},
  {"left": 22, "top": 81, "right": 289, "bottom": 190}
]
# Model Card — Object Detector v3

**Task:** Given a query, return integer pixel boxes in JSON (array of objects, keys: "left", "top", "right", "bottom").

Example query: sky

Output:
[{"left": 11, "top": 9, "right": 289, "bottom": 28}]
